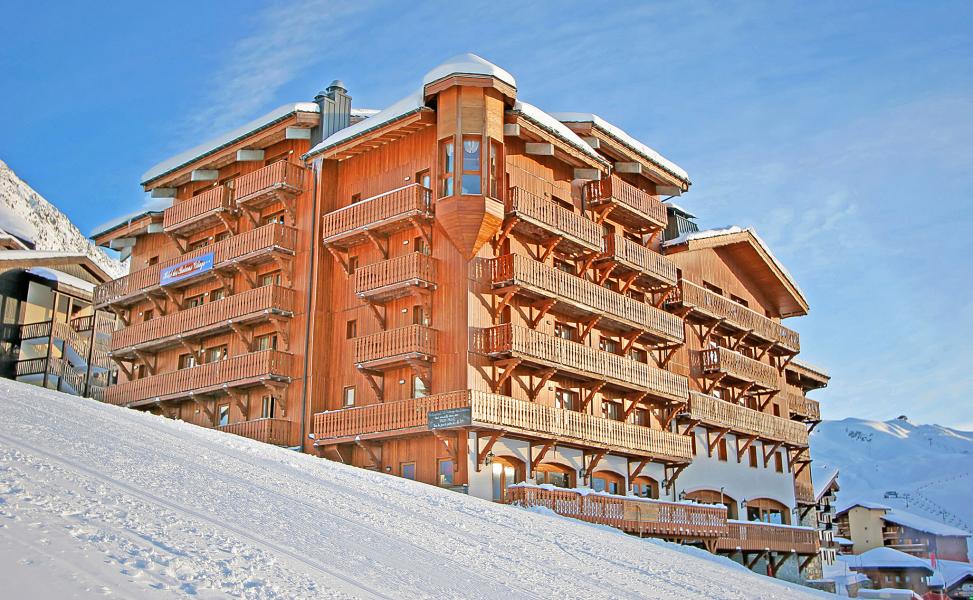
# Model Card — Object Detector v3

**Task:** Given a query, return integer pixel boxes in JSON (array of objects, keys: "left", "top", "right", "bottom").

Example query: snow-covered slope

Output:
[
  {"left": 812, "top": 417, "right": 973, "bottom": 538},
  {"left": 0, "top": 380, "right": 827, "bottom": 599},
  {"left": 0, "top": 160, "right": 124, "bottom": 277}
]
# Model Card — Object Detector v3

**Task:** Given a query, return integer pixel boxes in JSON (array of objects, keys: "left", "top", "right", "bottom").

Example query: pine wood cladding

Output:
[
  {"left": 599, "top": 234, "right": 678, "bottom": 289},
  {"left": 219, "top": 417, "right": 299, "bottom": 446},
  {"left": 584, "top": 175, "right": 667, "bottom": 231},
  {"left": 781, "top": 389, "right": 821, "bottom": 421},
  {"left": 715, "top": 521, "right": 819, "bottom": 554},
  {"left": 354, "top": 252, "right": 436, "bottom": 301},
  {"left": 685, "top": 392, "right": 809, "bottom": 447},
  {"left": 320, "top": 183, "right": 433, "bottom": 247},
  {"left": 503, "top": 187, "right": 602, "bottom": 255},
  {"left": 354, "top": 324, "right": 436, "bottom": 368},
  {"left": 233, "top": 160, "right": 305, "bottom": 210},
  {"left": 163, "top": 185, "right": 234, "bottom": 234},
  {"left": 699, "top": 346, "right": 780, "bottom": 391}
]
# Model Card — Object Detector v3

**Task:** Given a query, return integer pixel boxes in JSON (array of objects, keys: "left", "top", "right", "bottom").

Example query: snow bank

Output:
[{"left": 0, "top": 380, "right": 827, "bottom": 599}]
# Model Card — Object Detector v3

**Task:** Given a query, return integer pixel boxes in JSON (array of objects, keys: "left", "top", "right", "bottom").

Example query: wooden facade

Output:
[{"left": 93, "top": 55, "right": 827, "bottom": 578}]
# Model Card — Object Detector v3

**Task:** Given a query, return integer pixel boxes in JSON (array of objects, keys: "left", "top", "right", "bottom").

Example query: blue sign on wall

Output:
[{"left": 160, "top": 252, "right": 214, "bottom": 286}]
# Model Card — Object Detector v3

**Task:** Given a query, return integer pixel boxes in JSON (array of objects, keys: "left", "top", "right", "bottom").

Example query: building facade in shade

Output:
[
  {"left": 91, "top": 54, "right": 829, "bottom": 583},
  {"left": 0, "top": 246, "right": 116, "bottom": 399}
]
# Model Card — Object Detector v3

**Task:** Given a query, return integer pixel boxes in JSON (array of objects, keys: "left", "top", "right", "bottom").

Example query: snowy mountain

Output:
[
  {"left": 0, "top": 160, "right": 124, "bottom": 277},
  {"left": 811, "top": 417, "right": 973, "bottom": 538},
  {"left": 0, "top": 380, "right": 827, "bottom": 599}
]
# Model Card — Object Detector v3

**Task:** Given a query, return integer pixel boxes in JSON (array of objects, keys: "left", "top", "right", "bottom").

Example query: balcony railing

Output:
[
  {"left": 218, "top": 418, "right": 299, "bottom": 446},
  {"left": 233, "top": 161, "right": 306, "bottom": 210},
  {"left": 794, "top": 479, "right": 815, "bottom": 505},
  {"left": 355, "top": 253, "right": 436, "bottom": 302},
  {"left": 19, "top": 320, "right": 93, "bottom": 362},
  {"left": 491, "top": 254, "right": 683, "bottom": 345},
  {"left": 321, "top": 184, "right": 432, "bottom": 248},
  {"left": 715, "top": 520, "right": 819, "bottom": 554},
  {"left": 70, "top": 315, "right": 95, "bottom": 332},
  {"left": 110, "top": 285, "right": 295, "bottom": 353},
  {"left": 162, "top": 186, "right": 233, "bottom": 235},
  {"left": 15, "top": 357, "right": 86, "bottom": 391},
  {"left": 504, "top": 187, "right": 602, "bottom": 256},
  {"left": 699, "top": 347, "right": 779, "bottom": 391},
  {"left": 782, "top": 390, "right": 821, "bottom": 422},
  {"left": 104, "top": 349, "right": 291, "bottom": 406},
  {"left": 668, "top": 280, "right": 800, "bottom": 353},
  {"left": 685, "top": 392, "right": 808, "bottom": 447},
  {"left": 473, "top": 324, "right": 689, "bottom": 403},
  {"left": 584, "top": 175, "right": 667, "bottom": 231},
  {"left": 600, "top": 234, "right": 678, "bottom": 288},
  {"left": 354, "top": 325, "right": 436, "bottom": 369},
  {"left": 312, "top": 390, "right": 694, "bottom": 461},
  {"left": 94, "top": 223, "right": 297, "bottom": 308},
  {"left": 507, "top": 485, "right": 727, "bottom": 538}
]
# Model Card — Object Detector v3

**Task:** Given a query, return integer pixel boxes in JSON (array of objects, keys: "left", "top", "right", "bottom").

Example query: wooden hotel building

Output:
[{"left": 92, "top": 54, "right": 830, "bottom": 583}]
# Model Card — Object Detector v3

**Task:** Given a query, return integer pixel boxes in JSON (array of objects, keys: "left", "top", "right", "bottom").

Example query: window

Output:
[
  {"left": 263, "top": 212, "right": 286, "bottom": 225},
  {"left": 142, "top": 308, "right": 154, "bottom": 322},
  {"left": 415, "top": 170, "right": 431, "bottom": 190},
  {"left": 215, "top": 231, "right": 231, "bottom": 242},
  {"left": 343, "top": 386, "right": 356, "bottom": 407},
  {"left": 602, "top": 401, "right": 622, "bottom": 421},
  {"left": 205, "top": 345, "right": 227, "bottom": 363},
  {"left": 217, "top": 404, "right": 230, "bottom": 427},
  {"left": 690, "top": 433, "right": 697, "bottom": 455},
  {"left": 555, "top": 388, "right": 578, "bottom": 411},
  {"left": 630, "top": 348, "right": 648, "bottom": 363},
  {"left": 772, "top": 404, "right": 781, "bottom": 417},
  {"left": 255, "top": 333, "right": 278, "bottom": 351},
  {"left": 261, "top": 395, "right": 276, "bottom": 419},
  {"left": 188, "top": 239, "right": 208, "bottom": 252},
  {"left": 774, "top": 451, "right": 784, "bottom": 473},
  {"left": 412, "top": 376, "right": 428, "bottom": 398},
  {"left": 533, "top": 464, "right": 573, "bottom": 488},
  {"left": 414, "top": 236, "right": 430, "bottom": 255},
  {"left": 440, "top": 141, "right": 455, "bottom": 196},
  {"left": 147, "top": 256, "right": 159, "bottom": 266},
  {"left": 631, "top": 476, "right": 659, "bottom": 499},
  {"left": 437, "top": 459, "right": 455, "bottom": 486},
  {"left": 633, "top": 408, "right": 650, "bottom": 427},
  {"left": 717, "top": 438, "right": 728, "bottom": 461},
  {"left": 178, "top": 353, "right": 197, "bottom": 369},
  {"left": 488, "top": 141, "right": 501, "bottom": 199},
  {"left": 554, "top": 322, "right": 576, "bottom": 341},
  {"left": 553, "top": 259, "right": 575, "bottom": 275},
  {"left": 260, "top": 272, "right": 282, "bottom": 287},
  {"left": 599, "top": 336, "right": 620, "bottom": 355},
  {"left": 703, "top": 281, "right": 723, "bottom": 295},
  {"left": 730, "top": 294, "right": 748, "bottom": 307},
  {"left": 345, "top": 320, "right": 357, "bottom": 339},
  {"left": 592, "top": 473, "right": 621, "bottom": 495},
  {"left": 401, "top": 462, "right": 416, "bottom": 480},
  {"left": 412, "top": 305, "right": 429, "bottom": 326},
  {"left": 351, "top": 193, "right": 361, "bottom": 204},
  {"left": 185, "top": 294, "right": 204, "bottom": 309},
  {"left": 348, "top": 255, "right": 359, "bottom": 273},
  {"left": 749, "top": 445, "right": 759, "bottom": 468},
  {"left": 211, "top": 288, "right": 227, "bottom": 302},
  {"left": 461, "top": 137, "right": 481, "bottom": 195}
]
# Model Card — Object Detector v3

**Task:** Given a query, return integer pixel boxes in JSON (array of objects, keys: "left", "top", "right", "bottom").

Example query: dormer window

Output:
[{"left": 461, "top": 137, "right": 481, "bottom": 194}]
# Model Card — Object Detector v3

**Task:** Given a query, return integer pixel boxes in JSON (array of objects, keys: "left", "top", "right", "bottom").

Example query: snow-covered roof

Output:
[
  {"left": 791, "top": 357, "right": 831, "bottom": 378},
  {"left": 421, "top": 53, "right": 516, "bottom": 89},
  {"left": 305, "top": 89, "right": 426, "bottom": 158},
  {"left": 939, "top": 559, "right": 973, "bottom": 588},
  {"left": 882, "top": 508, "right": 971, "bottom": 538},
  {"left": 350, "top": 108, "right": 379, "bottom": 118},
  {"left": 511, "top": 101, "right": 609, "bottom": 166},
  {"left": 0, "top": 203, "right": 37, "bottom": 244},
  {"left": 141, "top": 102, "right": 320, "bottom": 184},
  {"left": 664, "top": 201, "right": 696, "bottom": 219},
  {"left": 811, "top": 464, "right": 840, "bottom": 501},
  {"left": 833, "top": 536, "right": 853, "bottom": 545},
  {"left": 90, "top": 196, "right": 170, "bottom": 238},
  {"left": 836, "top": 500, "right": 893, "bottom": 515},
  {"left": 26, "top": 267, "right": 96, "bottom": 293},
  {"left": 551, "top": 112, "right": 690, "bottom": 184},
  {"left": 0, "top": 250, "right": 91, "bottom": 262},
  {"left": 846, "top": 547, "right": 934, "bottom": 572}
]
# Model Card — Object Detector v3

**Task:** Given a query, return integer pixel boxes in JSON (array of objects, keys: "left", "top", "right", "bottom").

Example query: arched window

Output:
[
  {"left": 491, "top": 455, "right": 525, "bottom": 502},
  {"left": 745, "top": 497, "right": 790, "bottom": 525},
  {"left": 631, "top": 476, "right": 659, "bottom": 500},
  {"left": 533, "top": 463, "right": 575, "bottom": 489},
  {"left": 684, "top": 489, "right": 737, "bottom": 519},
  {"left": 591, "top": 470, "right": 625, "bottom": 495}
]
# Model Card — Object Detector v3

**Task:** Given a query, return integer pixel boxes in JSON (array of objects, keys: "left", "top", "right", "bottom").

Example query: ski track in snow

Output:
[{"left": 0, "top": 381, "right": 828, "bottom": 599}]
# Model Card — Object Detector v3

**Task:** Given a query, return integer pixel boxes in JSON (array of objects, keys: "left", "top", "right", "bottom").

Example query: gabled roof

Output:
[
  {"left": 0, "top": 250, "right": 112, "bottom": 283},
  {"left": 882, "top": 509, "right": 971, "bottom": 538},
  {"left": 663, "top": 226, "right": 809, "bottom": 317},
  {"left": 847, "top": 547, "right": 934, "bottom": 573},
  {"left": 836, "top": 500, "right": 893, "bottom": 516},
  {"left": 811, "top": 464, "right": 840, "bottom": 502},
  {"left": 90, "top": 196, "right": 170, "bottom": 241}
]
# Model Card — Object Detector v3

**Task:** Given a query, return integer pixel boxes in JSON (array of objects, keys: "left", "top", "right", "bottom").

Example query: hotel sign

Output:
[
  {"left": 428, "top": 407, "right": 472, "bottom": 429},
  {"left": 160, "top": 252, "right": 214, "bottom": 286}
]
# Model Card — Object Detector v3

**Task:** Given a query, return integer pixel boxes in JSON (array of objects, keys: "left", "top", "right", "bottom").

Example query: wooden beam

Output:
[
  {"left": 530, "top": 442, "right": 553, "bottom": 473},
  {"left": 736, "top": 435, "right": 757, "bottom": 463},
  {"left": 494, "top": 217, "right": 518, "bottom": 253},
  {"left": 493, "top": 358, "right": 522, "bottom": 393},
  {"left": 355, "top": 439, "right": 382, "bottom": 470},
  {"left": 530, "top": 298, "right": 556, "bottom": 328},
  {"left": 365, "top": 301, "right": 386, "bottom": 330},
  {"left": 579, "top": 315, "right": 601, "bottom": 342},
  {"left": 629, "top": 459, "right": 649, "bottom": 481},
  {"left": 364, "top": 231, "right": 388, "bottom": 259},
  {"left": 325, "top": 245, "right": 352, "bottom": 274},
  {"left": 707, "top": 428, "right": 730, "bottom": 457},
  {"left": 538, "top": 237, "right": 560, "bottom": 263},
  {"left": 763, "top": 440, "right": 783, "bottom": 467},
  {"left": 584, "top": 450, "right": 606, "bottom": 478},
  {"left": 359, "top": 368, "right": 383, "bottom": 401},
  {"left": 745, "top": 550, "right": 767, "bottom": 570},
  {"left": 581, "top": 382, "right": 605, "bottom": 411},
  {"left": 529, "top": 368, "right": 556, "bottom": 401},
  {"left": 476, "top": 431, "right": 503, "bottom": 472},
  {"left": 494, "top": 290, "right": 516, "bottom": 323}
]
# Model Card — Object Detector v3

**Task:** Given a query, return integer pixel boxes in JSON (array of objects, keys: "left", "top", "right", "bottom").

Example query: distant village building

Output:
[
  {"left": 847, "top": 547, "right": 936, "bottom": 596},
  {"left": 813, "top": 464, "right": 841, "bottom": 565},
  {"left": 836, "top": 502, "right": 970, "bottom": 563}
]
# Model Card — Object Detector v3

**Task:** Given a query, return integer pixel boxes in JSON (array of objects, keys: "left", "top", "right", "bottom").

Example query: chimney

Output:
[{"left": 312, "top": 80, "right": 351, "bottom": 145}]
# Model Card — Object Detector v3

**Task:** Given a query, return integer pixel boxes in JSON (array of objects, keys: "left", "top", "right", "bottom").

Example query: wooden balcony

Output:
[
  {"left": 507, "top": 485, "right": 727, "bottom": 540},
  {"left": 668, "top": 280, "right": 800, "bottom": 353},
  {"left": 15, "top": 357, "right": 85, "bottom": 391},
  {"left": 218, "top": 418, "right": 299, "bottom": 446},
  {"left": 794, "top": 479, "right": 815, "bottom": 505},
  {"left": 599, "top": 234, "right": 678, "bottom": 290},
  {"left": 684, "top": 392, "right": 809, "bottom": 447},
  {"left": 70, "top": 315, "right": 95, "bottom": 332},
  {"left": 355, "top": 253, "right": 436, "bottom": 302},
  {"left": 715, "top": 520, "right": 819, "bottom": 554},
  {"left": 782, "top": 390, "right": 821, "bottom": 422},
  {"left": 354, "top": 325, "right": 436, "bottom": 370},
  {"left": 584, "top": 175, "right": 667, "bottom": 232},
  {"left": 699, "top": 347, "right": 779, "bottom": 392},
  {"left": 786, "top": 359, "right": 830, "bottom": 391},
  {"left": 503, "top": 187, "right": 602, "bottom": 257},
  {"left": 94, "top": 223, "right": 297, "bottom": 309},
  {"left": 20, "top": 320, "right": 93, "bottom": 363},
  {"left": 103, "top": 349, "right": 291, "bottom": 407},
  {"left": 473, "top": 324, "right": 689, "bottom": 403},
  {"left": 490, "top": 254, "right": 683, "bottom": 346},
  {"left": 312, "top": 390, "right": 694, "bottom": 462},
  {"left": 321, "top": 184, "right": 432, "bottom": 248},
  {"left": 163, "top": 186, "right": 234, "bottom": 236},
  {"left": 110, "top": 285, "right": 295, "bottom": 356},
  {"left": 233, "top": 161, "right": 306, "bottom": 212}
]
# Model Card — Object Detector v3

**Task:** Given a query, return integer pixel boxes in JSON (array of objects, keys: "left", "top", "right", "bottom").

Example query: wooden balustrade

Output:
[
  {"left": 70, "top": 315, "right": 94, "bottom": 332},
  {"left": 111, "top": 285, "right": 295, "bottom": 352},
  {"left": 794, "top": 479, "right": 815, "bottom": 505},
  {"left": 321, "top": 184, "right": 432, "bottom": 247},
  {"left": 19, "top": 320, "right": 92, "bottom": 361},
  {"left": 473, "top": 324, "right": 689, "bottom": 403},
  {"left": 354, "top": 325, "right": 436, "bottom": 368},
  {"left": 15, "top": 357, "right": 85, "bottom": 390},
  {"left": 584, "top": 175, "right": 667, "bottom": 230},
  {"left": 218, "top": 418, "right": 298, "bottom": 446},
  {"left": 685, "top": 392, "right": 809, "bottom": 447},
  {"left": 233, "top": 161, "right": 306, "bottom": 209},
  {"left": 163, "top": 186, "right": 232, "bottom": 233},
  {"left": 600, "top": 234, "right": 678, "bottom": 288},
  {"left": 20, "top": 320, "right": 52, "bottom": 339},
  {"left": 103, "top": 349, "right": 291, "bottom": 406},
  {"left": 669, "top": 280, "right": 800, "bottom": 353},
  {"left": 313, "top": 390, "right": 694, "bottom": 461},
  {"left": 355, "top": 253, "right": 436, "bottom": 301},
  {"left": 504, "top": 187, "right": 602, "bottom": 255},
  {"left": 716, "top": 520, "right": 819, "bottom": 554},
  {"left": 491, "top": 254, "right": 683, "bottom": 345},
  {"left": 699, "top": 347, "right": 780, "bottom": 391},
  {"left": 506, "top": 485, "right": 727, "bottom": 538},
  {"left": 94, "top": 223, "right": 297, "bottom": 308},
  {"left": 782, "top": 390, "right": 821, "bottom": 421}
]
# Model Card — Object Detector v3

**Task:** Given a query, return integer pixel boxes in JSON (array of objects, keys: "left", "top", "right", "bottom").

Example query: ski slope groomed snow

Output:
[{"left": 0, "top": 380, "right": 830, "bottom": 599}]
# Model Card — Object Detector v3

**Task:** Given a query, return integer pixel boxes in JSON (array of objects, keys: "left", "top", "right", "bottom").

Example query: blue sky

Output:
[{"left": 1, "top": 2, "right": 971, "bottom": 427}]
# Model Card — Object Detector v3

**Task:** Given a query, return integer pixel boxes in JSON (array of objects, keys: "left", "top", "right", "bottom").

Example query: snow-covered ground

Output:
[{"left": 0, "top": 380, "right": 829, "bottom": 599}]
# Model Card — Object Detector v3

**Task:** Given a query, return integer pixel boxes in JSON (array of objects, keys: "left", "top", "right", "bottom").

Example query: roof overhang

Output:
[
  {"left": 0, "top": 253, "right": 111, "bottom": 284},
  {"left": 506, "top": 113, "right": 608, "bottom": 172},
  {"left": 424, "top": 74, "right": 516, "bottom": 103},
  {"left": 786, "top": 360, "right": 830, "bottom": 389},
  {"left": 92, "top": 211, "right": 164, "bottom": 246},
  {"left": 666, "top": 228, "right": 809, "bottom": 317},
  {"left": 308, "top": 108, "right": 436, "bottom": 161}
]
